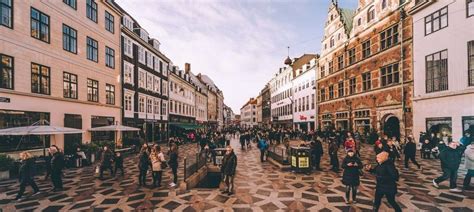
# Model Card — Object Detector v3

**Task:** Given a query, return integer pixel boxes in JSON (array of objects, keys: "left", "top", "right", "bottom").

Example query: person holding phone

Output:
[{"left": 341, "top": 149, "right": 363, "bottom": 204}]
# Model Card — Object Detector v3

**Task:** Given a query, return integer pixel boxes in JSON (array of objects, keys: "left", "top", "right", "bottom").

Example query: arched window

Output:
[
  {"left": 367, "top": 6, "right": 375, "bottom": 22},
  {"left": 382, "top": 0, "right": 387, "bottom": 9},
  {"left": 330, "top": 36, "right": 335, "bottom": 47}
]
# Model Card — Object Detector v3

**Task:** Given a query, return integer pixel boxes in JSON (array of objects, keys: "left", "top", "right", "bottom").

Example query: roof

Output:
[
  {"left": 240, "top": 98, "right": 256, "bottom": 110},
  {"left": 339, "top": 8, "right": 355, "bottom": 34},
  {"left": 291, "top": 54, "right": 318, "bottom": 78}
]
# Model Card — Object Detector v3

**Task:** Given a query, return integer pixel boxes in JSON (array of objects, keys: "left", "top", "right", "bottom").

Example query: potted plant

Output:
[{"left": 0, "top": 154, "right": 14, "bottom": 180}]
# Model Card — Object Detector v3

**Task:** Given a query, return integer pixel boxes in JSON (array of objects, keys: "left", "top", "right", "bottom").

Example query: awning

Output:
[{"left": 169, "top": 122, "right": 202, "bottom": 130}]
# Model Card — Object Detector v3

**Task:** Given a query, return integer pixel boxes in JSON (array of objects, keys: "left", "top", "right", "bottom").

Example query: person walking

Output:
[
  {"left": 365, "top": 152, "right": 402, "bottom": 212},
  {"left": 138, "top": 147, "right": 151, "bottom": 186},
  {"left": 257, "top": 137, "right": 268, "bottom": 162},
  {"left": 114, "top": 152, "right": 124, "bottom": 177},
  {"left": 312, "top": 137, "right": 323, "bottom": 171},
  {"left": 329, "top": 140, "right": 339, "bottom": 172},
  {"left": 14, "top": 152, "right": 40, "bottom": 201},
  {"left": 341, "top": 150, "right": 363, "bottom": 204},
  {"left": 404, "top": 135, "right": 421, "bottom": 169},
  {"left": 150, "top": 145, "right": 165, "bottom": 188},
  {"left": 168, "top": 143, "right": 179, "bottom": 187},
  {"left": 50, "top": 146, "right": 64, "bottom": 192},
  {"left": 433, "top": 141, "right": 465, "bottom": 193},
  {"left": 221, "top": 146, "right": 237, "bottom": 196},
  {"left": 386, "top": 139, "right": 401, "bottom": 162},
  {"left": 99, "top": 146, "right": 114, "bottom": 179},
  {"left": 463, "top": 143, "right": 474, "bottom": 190},
  {"left": 43, "top": 152, "right": 52, "bottom": 181}
]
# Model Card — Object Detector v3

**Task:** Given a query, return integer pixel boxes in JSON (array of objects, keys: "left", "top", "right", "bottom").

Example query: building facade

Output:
[
  {"left": 256, "top": 94, "right": 263, "bottom": 126},
  {"left": 270, "top": 65, "right": 294, "bottom": 128},
  {"left": 410, "top": 0, "right": 474, "bottom": 142},
  {"left": 261, "top": 84, "right": 272, "bottom": 127},
  {"left": 317, "top": 0, "right": 414, "bottom": 140},
  {"left": 190, "top": 68, "right": 208, "bottom": 126},
  {"left": 0, "top": 0, "right": 122, "bottom": 154},
  {"left": 223, "top": 104, "right": 235, "bottom": 127},
  {"left": 217, "top": 91, "right": 225, "bottom": 130},
  {"left": 292, "top": 55, "right": 318, "bottom": 131},
  {"left": 119, "top": 9, "right": 170, "bottom": 144},
  {"left": 240, "top": 98, "right": 257, "bottom": 128},
  {"left": 169, "top": 64, "right": 196, "bottom": 134}
]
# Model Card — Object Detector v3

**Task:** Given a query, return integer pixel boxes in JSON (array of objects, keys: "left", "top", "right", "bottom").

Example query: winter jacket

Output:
[
  {"left": 100, "top": 150, "right": 114, "bottom": 167},
  {"left": 138, "top": 152, "right": 150, "bottom": 171},
  {"left": 114, "top": 155, "right": 123, "bottom": 168},
  {"left": 221, "top": 152, "right": 237, "bottom": 176},
  {"left": 344, "top": 139, "right": 356, "bottom": 152},
  {"left": 18, "top": 158, "right": 35, "bottom": 181},
  {"left": 51, "top": 152, "right": 64, "bottom": 172},
  {"left": 257, "top": 139, "right": 268, "bottom": 151},
  {"left": 329, "top": 142, "right": 338, "bottom": 156},
  {"left": 404, "top": 141, "right": 417, "bottom": 156},
  {"left": 341, "top": 156, "right": 363, "bottom": 186},
  {"left": 312, "top": 141, "right": 323, "bottom": 157},
  {"left": 439, "top": 144, "right": 466, "bottom": 170},
  {"left": 370, "top": 160, "right": 399, "bottom": 194},
  {"left": 387, "top": 145, "right": 400, "bottom": 160},
  {"left": 465, "top": 145, "right": 474, "bottom": 170},
  {"left": 150, "top": 152, "right": 165, "bottom": 171},
  {"left": 168, "top": 151, "right": 178, "bottom": 168}
]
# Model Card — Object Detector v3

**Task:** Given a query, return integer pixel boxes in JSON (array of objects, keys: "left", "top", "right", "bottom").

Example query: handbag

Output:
[
  {"left": 161, "top": 161, "right": 168, "bottom": 169},
  {"left": 95, "top": 165, "right": 100, "bottom": 174}
]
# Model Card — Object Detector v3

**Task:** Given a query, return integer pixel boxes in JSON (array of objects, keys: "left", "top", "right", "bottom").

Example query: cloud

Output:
[{"left": 116, "top": 0, "right": 297, "bottom": 112}]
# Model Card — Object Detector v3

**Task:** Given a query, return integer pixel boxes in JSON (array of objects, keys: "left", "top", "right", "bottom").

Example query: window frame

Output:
[
  {"left": 468, "top": 0, "right": 474, "bottom": 18},
  {"left": 87, "top": 78, "right": 99, "bottom": 102},
  {"left": 425, "top": 49, "right": 449, "bottom": 93},
  {"left": 424, "top": 6, "right": 448, "bottom": 36},
  {"left": 329, "top": 85, "right": 334, "bottom": 99},
  {"left": 63, "top": 72, "right": 78, "bottom": 99},
  {"left": 380, "top": 24, "right": 399, "bottom": 50},
  {"left": 469, "top": 41, "right": 474, "bottom": 86},
  {"left": 0, "top": 0, "right": 13, "bottom": 28},
  {"left": 348, "top": 48, "right": 356, "bottom": 65},
  {"left": 105, "top": 11, "right": 114, "bottom": 33},
  {"left": 0, "top": 53, "right": 14, "bottom": 90},
  {"left": 62, "top": 24, "right": 77, "bottom": 54},
  {"left": 30, "top": 7, "right": 50, "bottom": 43},
  {"left": 362, "top": 40, "right": 371, "bottom": 58},
  {"left": 105, "top": 46, "right": 115, "bottom": 68},
  {"left": 86, "top": 36, "right": 98, "bottom": 62},
  {"left": 105, "top": 84, "right": 115, "bottom": 105},
  {"left": 86, "top": 0, "right": 97, "bottom": 23},
  {"left": 349, "top": 77, "right": 356, "bottom": 95},
  {"left": 380, "top": 62, "right": 400, "bottom": 87},
  {"left": 337, "top": 54, "right": 344, "bottom": 70},
  {"left": 367, "top": 6, "right": 375, "bottom": 22},
  {"left": 31, "top": 63, "right": 50, "bottom": 95},
  {"left": 338, "top": 81, "right": 344, "bottom": 97},
  {"left": 63, "top": 0, "right": 77, "bottom": 10},
  {"left": 362, "top": 72, "right": 372, "bottom": 91}
]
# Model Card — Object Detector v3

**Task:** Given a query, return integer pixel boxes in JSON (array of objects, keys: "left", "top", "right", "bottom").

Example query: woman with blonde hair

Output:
[
  {"left": 15, "top": 151, "right": 40, "bottom": 200},
  {"left": 150, "top": 145, "right": 165, "bottom": 187}
]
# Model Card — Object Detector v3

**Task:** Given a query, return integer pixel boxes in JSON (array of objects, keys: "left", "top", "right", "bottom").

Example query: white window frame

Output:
[
  {"left": 138, "top": 69, "right": 146, "bottom": 88},
  {"left": 124, "top": 61, "right": 134, "bottom": 85},
  {"left": 123, "top": 15, "right": 134, "bottom": 31},
  {"left": 124, "top": 36, "right": 133, "bottom": 58},
  {"left": 154, "top": 76, "right": 161, "bottom": 93},
  {"left": 138, "top": 45, "right": 145, "bottom": 64},
  {"left": 147, "top": 52, "right": 153, "bottom": 68},
  {"left": 146, "top": 73, "right": 153, "bottom": 91}
]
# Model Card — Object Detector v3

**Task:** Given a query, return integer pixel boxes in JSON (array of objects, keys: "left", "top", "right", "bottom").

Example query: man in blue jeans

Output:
[{"left": 433, "top": 141, "right": 466, "bottom": 192}]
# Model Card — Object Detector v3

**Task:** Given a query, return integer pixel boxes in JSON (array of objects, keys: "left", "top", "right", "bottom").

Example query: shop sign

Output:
[
  {"left": 298, "top": 157, "right": 309, "bottom": 168},
  {"left": 299, "top": 115, "right": 307, "bottom": 121},
  {"left": 291, "top": 156, "right": 297, "bottom": 167}
]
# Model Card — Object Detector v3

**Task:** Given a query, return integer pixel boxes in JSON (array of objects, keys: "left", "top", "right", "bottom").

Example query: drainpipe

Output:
[{"left": 400, "top": 6, "right": 407, "bottom": 140}]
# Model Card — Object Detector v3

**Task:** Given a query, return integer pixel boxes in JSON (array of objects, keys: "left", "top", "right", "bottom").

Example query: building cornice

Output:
[
  {"left": 408, "top": 0, "right": 436, "bottom": 15},
  {"left": 121, "top": 28, "right": 170, "bottom": 63}
]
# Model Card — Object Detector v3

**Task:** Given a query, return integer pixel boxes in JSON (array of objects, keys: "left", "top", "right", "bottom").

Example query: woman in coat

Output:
[
  {"left": 168, "top": 144, "right": 179, "bottom": 187},
  {"left": 15, "top": 152, "right": 40, "bottom": 200},
  {"left": 464, "top": 143, "right": 474, "bottom": 190},
  {"left": 150, "top": 145, "right": 165, "bottom": 187},
  {"left": 138, "top": 147, "right": 151, "bottom": 186},
  {"left": 341, "top": 150, "right": 363, "bottom": 204}
]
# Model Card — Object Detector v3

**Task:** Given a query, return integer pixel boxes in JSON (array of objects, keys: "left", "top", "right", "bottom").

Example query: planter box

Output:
[{"left": 0, "top": 170, "right": 10, "bottom": 180}]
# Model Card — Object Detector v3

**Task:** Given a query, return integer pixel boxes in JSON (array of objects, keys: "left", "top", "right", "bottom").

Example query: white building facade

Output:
[
  {"left": 169, "top": 66, "right": 196, "bottom": 131},
  {"left": 293, "top": 57, "right": 318, "bottom": 132},
  {"left": 270, "top": 66, "right": 294, "bottom": 128},
  {"left": 240, "top": 98, "right": 257, "bottom": 128},
  {"left": 410, "top": 0, "right": 474, "bottom": 142}
]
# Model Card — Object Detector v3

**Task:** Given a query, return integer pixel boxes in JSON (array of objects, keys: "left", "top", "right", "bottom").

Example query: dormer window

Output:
[
  {"left": 367, "top": 6, "right": 375, "bottom": 22},
  {"left": 152, "top": 39, "right": 160, "bottom": 51},
  {"left": 139, "top": 28, "right": 148, "bottom": 42},
  {"left": 123, "top": 15, "right": 133, "bottom": 31}
]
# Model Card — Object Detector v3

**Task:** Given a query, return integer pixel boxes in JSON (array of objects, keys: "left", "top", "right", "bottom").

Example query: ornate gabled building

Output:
[{"left": 317, "top": 0, "right": 414, "bottom": 140}]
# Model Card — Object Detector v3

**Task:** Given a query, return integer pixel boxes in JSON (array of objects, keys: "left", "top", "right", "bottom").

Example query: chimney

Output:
[{"left": 185, "top": 63, "right": 191, "bottom": 74}]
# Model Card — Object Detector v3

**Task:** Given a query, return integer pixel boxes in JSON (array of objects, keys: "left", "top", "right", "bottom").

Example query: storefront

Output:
[
  {"left": 0, "top": 109, "right": 50, "bottom": 152},
  {"left": 463, "top": 116, "right": 474, "bottom": 135},
  {"left": 64, "top": 114, "right": 82, "bottom": 154},
  {"left": 354, "top": 110, "right": 371, "bottom": 138},
  {"left": 321, "top": 114, "right": 333, "bottom": 131},
  {"left": 335, "top": 112, "right": 349, "bottom": 131},
  {"left": 91, "top": 116, "right": 115, "bottom": 142},
  {"left": 426, "top": 117, "right": 452, "bottom": 140}
]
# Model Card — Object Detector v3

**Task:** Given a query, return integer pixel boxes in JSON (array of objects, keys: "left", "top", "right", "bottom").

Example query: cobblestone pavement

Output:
[{"left": 1, "top": 138, "right": 474, "bottom": 211}]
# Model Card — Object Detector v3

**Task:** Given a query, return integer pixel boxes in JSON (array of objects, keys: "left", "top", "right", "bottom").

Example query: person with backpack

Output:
[
  {"left": 365, "top": 152, "right": 402, "bottom": 212},
  {"left": 15, "top": 152, "right": 40, "bottom": 201},
  {"left": 341, "top": 150, "right": 363, "bottom": 204}
]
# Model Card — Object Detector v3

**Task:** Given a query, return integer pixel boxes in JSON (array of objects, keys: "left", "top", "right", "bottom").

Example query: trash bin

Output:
[
  {"left": 214, "top": 148, "right": 226, "bottom": 166},
  {"left": 290, "top": 147, "right": 311, "bottom": 174}
]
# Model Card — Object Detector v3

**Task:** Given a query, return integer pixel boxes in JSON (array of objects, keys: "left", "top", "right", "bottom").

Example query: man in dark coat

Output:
[
  {"left": 311, "top": 137, "right": 324, "bottom": 171},
  {"left": 50, "top": 146, "right": 64, "bottom": 192},
  {"left": 341, "top": 150, "right": 363, "bottom": 204},
  {"left": 221, "top": 146, "right": 237, "bottom": 196},
  {"left": 15, "top": 152, "right": 40, "bottom": 200},
  {"left": 366, "top": 151, "right": 402, "bottom": 212},
  {"left": 404, "top": 135, "right": 421, "bottom": 169},
  {"left": 329, "top": 140, "right": 339, "bottom": 172},
  {"left": 433, "top": 141, "right": 466, "bottom": 192},
  {"left": 138, "top": 147, "right": 151, "bottom": 186},
  {"left": 99, "top": 146, "right": 114, "bottom": 179}
]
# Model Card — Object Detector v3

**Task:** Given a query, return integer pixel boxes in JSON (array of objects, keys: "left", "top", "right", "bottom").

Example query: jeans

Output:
[
  {"left": 16, "top": 178, "right": 39, "bottom": 199},
  {"left": 463, "top": 169, "right": 473, "bottom": 188},
  {"left": 152, "top": 171, "right": 163, "bottom": 186},
  {"left": 224, "top": 175, "right": 235, "bottom": 193},
  {"left": 171, "top": 166, "right": 178, "bottom": 184},
  {"left": 373, "top": 190, "right": 402, "bottom": 212},
  {"left": 139, "top": 169, "right": 148, "bottom": 185},
  {"left": 51, "top": 170, "right": 63, "bottom": 189},
  {"left": 345, "top": 185, "right": 358, "bottom": 202},
  {"left": 404, "top": 155, "right": 420, "bottom": 168},
  {"left": 435, "top": 167, "right": 458, "bottom": 189}
]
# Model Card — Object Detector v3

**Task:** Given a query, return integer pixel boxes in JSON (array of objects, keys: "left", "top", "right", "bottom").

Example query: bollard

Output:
[{"left": 183, "top": 157, "right": 187, "bottom": 181}]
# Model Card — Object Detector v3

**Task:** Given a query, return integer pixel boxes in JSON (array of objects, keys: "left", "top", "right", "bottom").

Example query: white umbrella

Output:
[{"left": 88, "top": 123, "right": 141, "bottom": 148}]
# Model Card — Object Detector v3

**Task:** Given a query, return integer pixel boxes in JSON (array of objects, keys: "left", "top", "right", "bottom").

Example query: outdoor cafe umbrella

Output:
[
  {"left": 88, "top": 122, "right": 140, "bottom": 148},
  {"left": 0, "top": 120, "right": 84, "bottom": 156}
]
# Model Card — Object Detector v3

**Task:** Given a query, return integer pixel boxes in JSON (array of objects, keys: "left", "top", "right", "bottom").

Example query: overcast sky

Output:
[{"left": 115, "top": 0, "right": 358, "bottom": 113}]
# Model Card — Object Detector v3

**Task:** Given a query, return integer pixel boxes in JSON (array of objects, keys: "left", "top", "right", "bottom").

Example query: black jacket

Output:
[
  {"left": 387, "top": 145, "right": 400, "bottom": 160},
  {"left": 19, "top": 158, "right": 35, "bottom": 181},
  {"left": 312, "top": 141, "right": 323, "bottom": 157},
  {"left": 370, "top": 160, "right": 399, "bottom": 194},
  {"left": 114, "top": 155, "right": 123, "bottom": 167},
  {"left": 51, "top": 152, "right": 64, "bottom": 172},
  {"left": 138, "top": 152, "right": 150, "bottom": 170},
  {"left": 404, "top": 142, "right": 417, "bottom": 156},
  {"left": 168, "top": 151, "right": 178, "bottom": 168},
  {"left": 221, "top": 152, "right": 237, "bottom": 176},
  {"left": 100, "top": 150, "right": 114, "bottom": 166},
  {"left": 329, "top": 142, "right": 338, "bottom": 156},
  {"left": 439, "top": 146, "right": 465, "bottom": 169},
  {"left": 341, "top": 156, "right": 363, "bottom": 186}
]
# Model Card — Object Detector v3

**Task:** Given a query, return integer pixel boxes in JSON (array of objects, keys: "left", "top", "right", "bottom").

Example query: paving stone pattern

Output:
[{"left": 0, "top": 138, "right": 473, "bottom": 211}]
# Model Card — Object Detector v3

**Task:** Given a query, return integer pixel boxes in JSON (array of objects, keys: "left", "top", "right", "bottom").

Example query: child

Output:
[
  {"left": 114, "top": 152, "right": 124, "bottom": 177},
  {"left": 341, "top": 150, "right": 363, "bottom": 204}
]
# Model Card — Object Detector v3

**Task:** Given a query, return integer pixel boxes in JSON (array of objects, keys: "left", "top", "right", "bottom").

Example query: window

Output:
[
  {"left": 31, "top": 8, "right": 50, "bottom": 43},
  {"left": 162, "top": 101, "right": 167, "bottom": 115},
  {"left": 362, "top": 72, "right": 372, "bottom": 91},
  {"left": 380, "top": 63, "right": 400, "bottom": 87},
  {"left": 139, "top": 96, "right": 145, "bottom": 113},
  {"left": 357, "top": 18, "right": 361, "bottom": 26},
  {"left": 0, "top": 54, "right": 13, "bottom": 89},
  {"left": 106, "top": 84, "right": 115, "bottom": 105},
  {"left": 469, "top": 41, "right": 474, "bottom": 86},
  {"left": 87, "top": 79, "right": 98, "bottom": 102},
  {"left": 329, "top": 61, "right": 333, "bottom": 73},
  {"left": 338, "top": 81, "right": 344, "bottom": 97},
  {"left": 426, "top": 50, "right": 448, "bottom": 92},
  {"left": 138, "top": 46, "right": 145, "bottom": 64},
  {"left": 87, "top": 37, "right": 98, "bottom": 62},
  {"left": 31, "top": 63, "right": 50, "bottom": 95},
  {"left": 124, "top": 36, "right": 133, "bottom": 58},
  {"left": 329, "top": 85, "right": 334, "bottom": 99},
  {"left": 311, "top": 94, "right": 315, "bottom": 109},
  {"left": 124, "top": 93, "right": 132, "bottom": 111},
  {"left": 63, "top": 0, "right": 76, "bottom": 9},
  {"left": 105, "top": 46, "right": 114, "bottom": 68},
  {"left": 146, "top": 52, "right": 153, "bottom": 68},
  {"left": 124, "top": 61, "right": 134, "bottom": 85},
  {"left": 367, "top": 6, "right": 375, "bottom": 22},
  {"left": 1, "top": 0, "right": 13, "bottom": 28},
  {"left": 162, "top": 81, "right": 168, "bottom": 96},
  {"left": 382, "top": 0, "right": 387, "bottom": 9},
  {"left": 349, "top": 78, "right": 356, "bottom": 94},
  {"left": 337, "top": 55, "right": 344, "bottom": 70},
  {"left": 123, "top": 15, "right": 133, "bottom": 30},
  {"left": 380, "top": 25, "right": 399, "bottom": 51},
  {"left": 320, "top": 65, "right": 325, "bottom": 78},
  {"left": 295, "top": 99, "right": 298, "bottom": 112},
  {"left": 86, "top": 0, "right": 97, "bottom": 23},
  {"left": 330, "top": 36, "right": 335, "bottom": 47},
  {"left": 469, "top": 0, "right": 474, "bottom": 17},
  {"left": 146, "top": 73, "right": 153, "bottom": 90},
  {"left": 105, "top": 11, "right": 114, "bottom": 33},
  {"left": 348, "top": 48, "right": 356, "bottom": 65},
  {"left": 63, "top": 72, "right": 77, "bottom": 99},
  {"left": 154, "top": 99, "right": 160, "bottom": 115},
  {"left": 63, "top": 24, "right": 77, "bottom": 53},
  {"left": 138, "top": 69, "right": 145, "bottom": 88},
  {"left": 306, "top": 96, "right": 309, "bottom": 110},
  {"left": 362, "top": 40, "right": 371, "bottom": 58},
  {"left": 425, "top": 6, "right": 448, "bottom": 35},
  {"left": 154, "top": 77, "right": 160, "bottom": 93}
]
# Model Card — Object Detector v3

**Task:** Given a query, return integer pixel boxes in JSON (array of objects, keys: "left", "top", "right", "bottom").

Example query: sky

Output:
[{"left": 115, "top": 0, "right": 358, "bottom": 113}]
